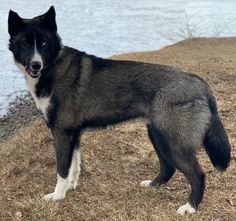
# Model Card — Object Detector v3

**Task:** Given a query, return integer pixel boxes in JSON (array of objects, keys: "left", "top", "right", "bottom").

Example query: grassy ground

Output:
[{"left": 1, "top": 38, "right": 236, "bottom": 220}]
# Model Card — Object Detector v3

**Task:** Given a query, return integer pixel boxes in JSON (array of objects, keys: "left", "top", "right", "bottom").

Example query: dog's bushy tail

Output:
[{"left": 204, "top": 96, "right": 231, "bottom": 171}]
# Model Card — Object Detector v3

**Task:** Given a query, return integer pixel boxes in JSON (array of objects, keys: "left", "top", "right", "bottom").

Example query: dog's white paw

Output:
[
  {"left": 177, "top": 202, "right": 196, "bottom": 215},
  {"left": 43, "top": 192, "right": 65, "bottom": 201},
  {"left": 140, "top": 180, "right": 152, "bottom": 187}
]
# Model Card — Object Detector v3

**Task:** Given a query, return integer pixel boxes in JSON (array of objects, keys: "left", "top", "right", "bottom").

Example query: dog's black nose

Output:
[{"left": 30, "top": 61, "right": 42, "bottom": 71}]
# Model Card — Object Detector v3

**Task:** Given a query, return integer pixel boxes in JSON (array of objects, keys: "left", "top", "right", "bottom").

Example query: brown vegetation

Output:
[{"left": 0, "top": 38, "right": 236, "bottom": 220}]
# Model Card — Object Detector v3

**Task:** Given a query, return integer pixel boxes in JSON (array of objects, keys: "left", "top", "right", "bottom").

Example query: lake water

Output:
[{"left": 1, "top": 0, "right": 236, "bottom": 116}]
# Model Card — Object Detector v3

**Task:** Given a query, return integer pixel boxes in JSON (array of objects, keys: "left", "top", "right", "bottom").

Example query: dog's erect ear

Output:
[
  {"left": 40, "top": 6, "right": 57, "bottom": 32},
  {"left": 8, "top": 10, "right": 25, "bottom": 36}
]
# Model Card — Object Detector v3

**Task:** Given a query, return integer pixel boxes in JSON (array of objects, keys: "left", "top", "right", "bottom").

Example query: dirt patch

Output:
[{"left": 0, "top": 38, "right": 236, "bottom": 220}]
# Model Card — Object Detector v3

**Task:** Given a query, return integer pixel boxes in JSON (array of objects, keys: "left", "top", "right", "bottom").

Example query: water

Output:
[{"left": 1, "top": 0, "right": 236, "bottom": 116}]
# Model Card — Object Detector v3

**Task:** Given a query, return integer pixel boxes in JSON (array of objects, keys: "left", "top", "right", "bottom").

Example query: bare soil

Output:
[{"left": 0, "top": 38, "right": 236, "bottom": 221}]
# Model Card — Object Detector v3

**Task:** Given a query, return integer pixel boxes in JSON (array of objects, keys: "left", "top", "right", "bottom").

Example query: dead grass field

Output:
[{"left": 0, "top": 38, "right": 236, "bottom": 220}]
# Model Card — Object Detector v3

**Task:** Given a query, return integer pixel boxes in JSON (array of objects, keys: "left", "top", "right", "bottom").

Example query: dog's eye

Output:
[
  {"left": 42, "top": 41, "right": 47, "bottom": 47},
  {"left": 21, "top": 40, "right": 30, "bottom": 47}
]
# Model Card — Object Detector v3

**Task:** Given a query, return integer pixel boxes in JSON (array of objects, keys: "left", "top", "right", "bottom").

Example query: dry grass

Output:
[{"left": 1, "top": 38, "right": 236, "bottom": 220}]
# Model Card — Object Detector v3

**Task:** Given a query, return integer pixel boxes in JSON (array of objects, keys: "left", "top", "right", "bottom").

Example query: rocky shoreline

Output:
[{"left": 0, "top": 93, "right": 40, "bottom": 142}]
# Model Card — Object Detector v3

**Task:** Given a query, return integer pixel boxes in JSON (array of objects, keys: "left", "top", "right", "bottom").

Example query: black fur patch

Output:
[
  {"left": 46, "top": 96, "right": 59, "bottom": 129},
  {"left": 35, "top": 69, "right": 54, "bottom": 97}
]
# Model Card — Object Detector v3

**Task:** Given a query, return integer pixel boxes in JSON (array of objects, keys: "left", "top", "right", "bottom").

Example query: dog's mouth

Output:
[{"left": 25, "top": 66, "right": 41, "bottom": 78}]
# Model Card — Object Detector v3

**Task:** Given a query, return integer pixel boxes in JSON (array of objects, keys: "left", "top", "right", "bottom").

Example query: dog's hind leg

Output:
[
  {"left": 172, "top": 148, "right": 205, "bottom": 215},
  {"left": 44, "top": 129, "right": 81, "bottom": 201},
  {"left": 140, "top": 124, "right": 176, "bottom": 188},
  {"left": 140, "top": 122, "right": 204, "bottom": 215}
]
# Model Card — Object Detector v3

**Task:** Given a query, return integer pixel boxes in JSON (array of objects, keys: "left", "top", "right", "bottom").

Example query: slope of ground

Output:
[{"left": 0, "top": 38, "right": 236, "bottom": 220}]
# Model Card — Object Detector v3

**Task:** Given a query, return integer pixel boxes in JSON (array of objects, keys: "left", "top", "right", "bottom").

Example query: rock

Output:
[{"left": 14, "top": 211, "right": 22, "bottom": 220}]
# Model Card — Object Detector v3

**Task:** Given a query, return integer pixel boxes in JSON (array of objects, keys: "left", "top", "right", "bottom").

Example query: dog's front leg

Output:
[{"left": 44, "top": 128, "right": 81, "bottom": 201}]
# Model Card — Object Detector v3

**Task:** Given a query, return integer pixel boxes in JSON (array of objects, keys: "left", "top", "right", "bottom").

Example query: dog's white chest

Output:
[
  {"left": 15, "top": 62, "right": 51, "bottom": 120},
  {"left": 26, "top": 75, "right": 51, "bottom": 120},
  {"left": 35, "top": 96, "right": 51, "bottom": 119}
]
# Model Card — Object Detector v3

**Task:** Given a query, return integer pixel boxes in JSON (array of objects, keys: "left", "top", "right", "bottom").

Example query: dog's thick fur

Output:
[{"left": 8, "top": 6, "right": 231, "bottom": 215}]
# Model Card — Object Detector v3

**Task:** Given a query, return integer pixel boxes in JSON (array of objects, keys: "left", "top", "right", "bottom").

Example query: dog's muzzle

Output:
[{"left": 25, "top": 61, "right": 42, "bottom": 78}]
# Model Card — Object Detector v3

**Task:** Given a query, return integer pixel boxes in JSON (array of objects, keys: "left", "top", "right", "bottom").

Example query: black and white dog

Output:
[{"left": 8, "top": 6, "right": 231, "bottom": 215}]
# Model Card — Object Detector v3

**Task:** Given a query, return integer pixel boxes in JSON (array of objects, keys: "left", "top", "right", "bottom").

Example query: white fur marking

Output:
[
  {"left": 15, "top": 62, "right": 50, "bottom": 120},
  {"left": 35, "top": 96, "right": 51, "bottom": 120},
  {"left": 68, "top": 149, "right": 81, "bottom": 190},
  {"left": 32, "top": 38, "right": 43, "bottom": 69},
  {"left": 25, "top": 73, "right": 50, "bottom": 120},
  {"left": 44, "top": 174, "right": 69, "bottom": 201},
  {"left": 15, "top": 61, "right": 28, "bottom": 75},
  {"left": 140, "top": 180, "right": 152, "bottom": 187},
  {"left": 177, "top": 202, "right": 196, "bottom": 215},
  {"left": 44, "top": 149, "right": 81, "bottom": 201}
]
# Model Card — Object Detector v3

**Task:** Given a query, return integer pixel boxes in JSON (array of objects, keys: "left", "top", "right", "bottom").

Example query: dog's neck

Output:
[{"left": 15, "top": 61, "right": 51, "bottom": 120}]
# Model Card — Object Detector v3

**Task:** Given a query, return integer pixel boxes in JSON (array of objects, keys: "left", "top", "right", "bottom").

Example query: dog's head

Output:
[{"left": 8, "top": 6, "right": 62, "bottom": 78}]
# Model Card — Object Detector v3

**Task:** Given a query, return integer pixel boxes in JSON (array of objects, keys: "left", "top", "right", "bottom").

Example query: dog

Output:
[{"left": 8, "top": 6, "right": 231, "bottom": 215}]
